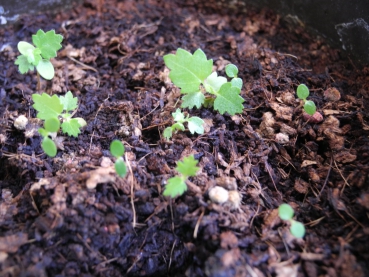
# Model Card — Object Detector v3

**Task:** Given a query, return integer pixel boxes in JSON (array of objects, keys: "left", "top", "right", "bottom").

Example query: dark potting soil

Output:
[{"left": 0, "top": 0, "right": 369, "bottom": 276}]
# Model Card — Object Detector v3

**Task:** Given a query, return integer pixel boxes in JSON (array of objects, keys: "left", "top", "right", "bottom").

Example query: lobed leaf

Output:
[
  {"left": 163, "top": 48, "right": 213, "bottom": 93},
  {"left": 32, "top": 29, "right": 63, "bottom": 60},
  {"left": 163, "top": 176, "right": 187, "bottom": 198},
  {"left": 172, "top": 108, "right": 185, "bottom": 122},
  {"left": 32, "top": 93, "right": 63, "bottom": 120},
  {"left": 61, "top": 118, "right": 82, "bottom": 137},
  {"left": 15, "top": 55, "right": 34, "bottom": 74},
  {"left": 203, "top": 71, "right": 227, "bottom": 94},
  {"left": 59, "top": 91, "right": 78, "bottom": 112},
  {"left": 181, "top": 91, "right": 205, "bottom": 109},
  {"left": 213, "top": 82, "right": 244, "bottom": 115},
  {"left": 176, "top": 155, "right": 199, "bottom": 177}
]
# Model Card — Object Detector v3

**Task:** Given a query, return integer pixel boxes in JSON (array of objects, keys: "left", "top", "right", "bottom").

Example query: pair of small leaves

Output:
[
  {"left": 32, "top": 91, "right": 85, "bottom": 138},
  {"left": 296, "top": 84, "right": 317, "bottom": 116},
  {"left": 110, "top": 140, "right": 127, "bottom": 178},
  {"left": 15, "top": 29, "right": 63, "bottom": 80},
  {"left": 163, "top": 155, "right": 200, "bottom": 198},
  {"left": 163, "top": 48, "right": 244, "bottom": 115},
  {"left": 278, "top": 203, "right": 306, "bottom": 238},
  {"left": 163, "top": 108, "right": 204, "bottom": 139}
]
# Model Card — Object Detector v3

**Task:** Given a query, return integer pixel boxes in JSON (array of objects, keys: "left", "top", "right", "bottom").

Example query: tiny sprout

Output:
[
  {"left": 110, "top": 140, "right": 127, "bottom": 178},
  {"left": 296, "top": 84, "right": 316, "bottom": 116},
  {"left": 278, "top": 203, "right": 306, "bottom": 238}
]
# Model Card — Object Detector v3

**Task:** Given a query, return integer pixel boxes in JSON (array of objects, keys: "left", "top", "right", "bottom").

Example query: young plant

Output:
[
  {"left": 15, "top": 29, "right": 63, "bottom": 81},
  {"left": 163, "top": 48, "right": 244, "bottom": 115},
  {"left": 163, "top": 108, "right": 204, "bottom": 140},
  {"left": 110, "top": 140, "right": 127, "bottom": 178},
  {"left": 278, "top": 203, "right": 306, "bottom": 238},
  {"left": 296, "top": 84, "right": 316, "bottom": 116},
  {"left": 32, "top": 91, "right": 86, "bottom": 157},
  {"left": 163, "top": 155, "right": 200, "bottom": 198}
]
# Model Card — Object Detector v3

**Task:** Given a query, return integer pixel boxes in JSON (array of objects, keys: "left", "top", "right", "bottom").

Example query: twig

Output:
[
  {"left": 319, "top": 155, "right": 333, "bottom": 197},
  {"left": 126, "top": 152, "right": 137, "bottom": 228},
  {"left": 193, "top": 207, "right": 205, "bottom": 239}
]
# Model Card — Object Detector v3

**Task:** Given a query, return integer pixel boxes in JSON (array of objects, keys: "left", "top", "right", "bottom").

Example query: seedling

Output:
[
  {"left": 278, "top": 203, "right": 306, "bottom": 238},
  {"left": 110, "top": 140, "right": 127, "bottom": 178},
  {"left": 163, "top": 155, "right": 200, "bottom": 198},
  {"left": 15, "top": 29, "right": 63, "bottom": 88},
  {"left": 32, "top": 91, "right": 86, "bottom": 157},
  {"left": 163, "top": 108, "right": 204, "bottom": 140},
  {"left": 296, "top": 84, "right": 316, "bottom": 116},
  {"left": 163, "top": 48, "right": 244, "bottom": 115}
]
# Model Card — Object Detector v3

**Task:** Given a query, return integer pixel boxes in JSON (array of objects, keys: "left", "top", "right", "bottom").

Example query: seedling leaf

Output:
[
  {"left": 297, "top": 84, "right": 309, "bottom": 100},
  {"left": 61, "top": 118, "right": 82, "bottom": 137},
  {"left": 225, "top": 64, "right": 238, "bottom": 78},
  {"left": 176, "top": 155, "right": 199, "bottom": 177},
  {"left": 172, "top": 122, "right": 185, "bottom": 132},
  {"left": 278, "top": 203, "right": 294, "bottom": 220},
  {"left": 163, "top": 176, "right": 187, "bottom": 198},
  {"left": 41, "top": 137, "right": 57, "bottom": 157},
  {"left": 304, "top": 100, "right": 316, "bottom": 116},
  {"left": 163, "top": 48, "right": 213, "bottom": 93},
  {"left": 163, "top": 127, "right": 173, "bottom": 140},
  {"left": 115, "top": 157, "right": 127, "bottom": 177},
  {"left": 290, "top": 220, "right": 306, "bottom": 238},
  {"left": 187, "top": 116, "right": 204, "bottom": 134},
  {"left": 32, "top": 93, "right": 63, "bottom": 120},
  {"left": 110, "top": 140, "right": 125, "bottom": 158},
  {"left": 36, "top": 60, "right": 55, "bottom": 80},
  {"left": 172, "top": 108, "right": 185, "bottom": 122},
  {"left": 214, "top": 82, "right": 244, "bottom": 115},
  {"left": 17, "top": 41, "right": 35, "bottom": 56},
  {"left": 15, "top": 55, "right": 34, "bottom": 74},
  {"left": 32, "top": 29, "right": 63, "bottom": 60},
  {"left": 59, "top": 91, "right": 78, "bottom": 112},
  {"left": 181, "top": 91, "right": 205, "bottom": 109},
  {"left": 44, "top": 117, "right": 60, "bottom": 133}
]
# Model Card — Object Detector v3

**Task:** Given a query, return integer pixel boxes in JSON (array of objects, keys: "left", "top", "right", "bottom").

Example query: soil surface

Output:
[{"left": 1, "top": 0, "right": 369, "bottom": 276}]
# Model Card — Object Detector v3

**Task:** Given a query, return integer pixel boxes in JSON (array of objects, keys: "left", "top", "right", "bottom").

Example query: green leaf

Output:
[
  {"left": 297, "top": 84, "right": 309, "bottom": 100},
  {"left": 115, "top": 157, "right": 127, "bottom": 177},
  {"left": 171, "top": 122, "right": 185, "bottom": 132},
  {"left": 187, "top": 116, "right": 204, "bottom": 135},
  {"left": 163, "top": 127, "right": 173, "bottom": 140},
  {"left": 42, "top": 137, "right": 57, "bottom": 157},
  {"left": 75, "top": 117, "right": 87, "bottom": 127},
  {"left": 17, "top": 41, "right": 35, "bottom": 56},
  {"left": 163, "top": 48, "right": 213, "bottom": 93},
  {"left": 44, "top": 117, "right": 60, "bottom": 133},
  {"left": 214, "top": 82, "right": 244, "bottom": 115},
  {"left": 231, "top": 77, "right": 243, "bottom": 90},
  {"left": 15, "top": 55, "right": 34, "bottom": 74},
  {"left": 172, "top": 108, "right": 185, "bottom": 122},
  {"left": 32, "top": 93, "right": 63, "bottom": 120},
  {"left": 181, "top": 91, "right": 205, "bottom": 109},
  {"left": 38, "top": 128, "right": 49, "bottom": 138},
  {"left": 163, "top": 176, "right": 187, "bottom": 198},
  {"left": 278, "top": 203, "right": 294, "bottom": 220},
  {"left": 290, "top": 220, "right": 306, "bottom": 238},
  {"left": 59, "top": 91, "right": 78, "bottom": 112},
  {"left": 110, "top": 140, "right": 125, "bottom": 158},
  {"left": 225, "top": 64, "right": 238, "bottom": 78},
  {"left": 176, "top": 155, "right": 199, "bottom": 177},
  {"left": 203, "top": 71, "right": 227, "bottom": 94},
  {"left": 61, "top": 118, "right": 82, "bottom": 137},
  {"left": 304, "top": 100, "right": 316, "bottom": 116},
  {"left": 36, "top": 59, "right": 55, "bottom": 80},
  {"left": 32, "top": 29, "right": 63, "bottom": 60}
]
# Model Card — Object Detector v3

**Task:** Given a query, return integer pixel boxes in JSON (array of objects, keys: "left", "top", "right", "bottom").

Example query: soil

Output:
[{"left": 1, "top": 0, "right": 369, "bottom": 276}]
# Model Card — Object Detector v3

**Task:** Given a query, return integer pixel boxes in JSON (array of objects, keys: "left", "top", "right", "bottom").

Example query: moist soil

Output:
[{"left": 1, "top": 0, "right": 369, "bottom": 276}]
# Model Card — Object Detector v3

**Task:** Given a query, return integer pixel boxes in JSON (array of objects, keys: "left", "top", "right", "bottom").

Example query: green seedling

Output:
[
  {"left": 163, "top": 155, "right": 200, "bottom": 198},
  {"left": 296, "top": 84, "right": 316, "bottom": 116},
  {"left": 15, "top": 29, "right": 63, "bottom": 86},
  {"left": 278, "top": 203, "right": 306, "bottom": 238},
  {"left": 110, "top": 140, "right": 127, "bottom": 178},
  {"left": 163, "top": 48, "right": 244, "bottom": 115},
  {"left": 163, "top": 108, "right": 204, "bottom": 140},
  {"left": 32, "top": 91, "right": 86, "bottom": 157}
]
